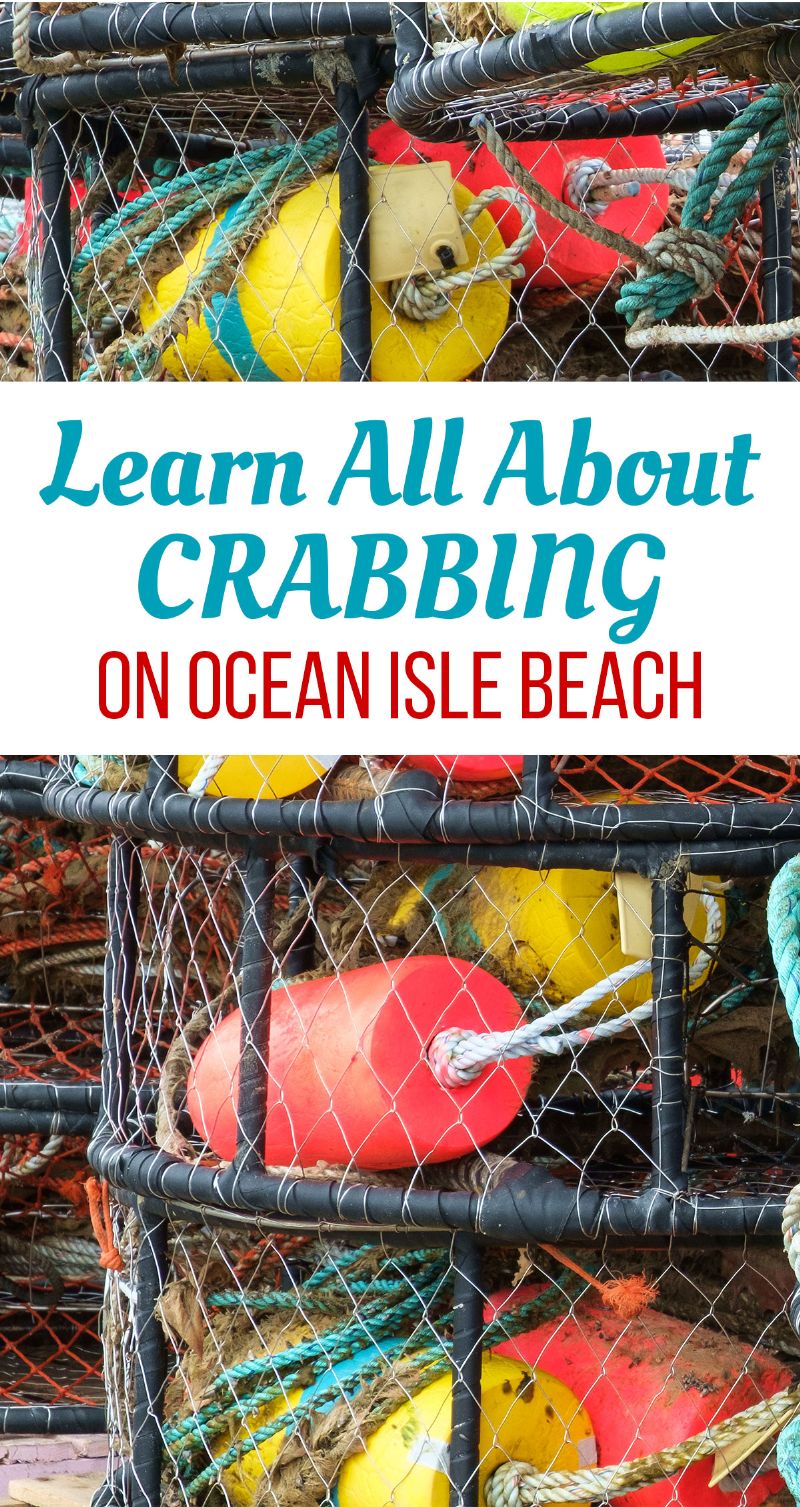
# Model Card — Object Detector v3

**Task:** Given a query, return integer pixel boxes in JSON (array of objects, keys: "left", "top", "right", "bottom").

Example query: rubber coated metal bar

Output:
[
  {"left": 337, "top": 68, "right": 372, "bottom": 381},
  {"left": 0, "top": 1405, "right": 106, "bottom": 1435},
  {"left": 89, "top": 1129, "right": 783, "bottom": 1246},
  {"left": 0, "top": 3, "right": 394, "bottom": 61},
  {"left": 37, "top": 111, "right": 75, "bottom": 380},
  {"left": 388, "top": 2, "right": 800, "bottom": 134},
  {"left": 130, "top": 1204, "right": 168, "bottom": 1507},
  {"left": 31, "top": 45, "right": 394, "bottom": 117},
  {"left": 761, "top": 153, "right": 797, "bottom": 382},
  {"left": 650, "top": 877, "right": 689, "bottom": 1192},
  {"left": 234, "top": 852, "right": 274, "bottom": 1178},
  {"left": 101, "top": 838, "right": 139, "bottom": 1140},
  {"left": 449, "top": 1235, "right": 483, "bottom": 1507}
]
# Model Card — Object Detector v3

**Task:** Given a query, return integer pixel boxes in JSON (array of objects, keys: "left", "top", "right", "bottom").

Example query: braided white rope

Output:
[
  {"left": 12, "top": 0, "right": 81, "bottom": 75},
  {"left": 628, "top": 309, "right": 800, "bottom": 349},
  {"left": 485, "top": 1383, "right": 799, "bottom": 1506},
  {"left": 391, "top": 186, "right": 536, "bottom": 322},
  {"left": 0, "top": 1134, "right": 64, "bottom": 1181},
  {"left": 186, "top": 755, "right": 228, "bottom": 798},
  {"left": 429, "top": 892, "right": 722, "bottom": 1088},
  {"left": 567, "top": 158, "right": 740, "bottom": 218}
]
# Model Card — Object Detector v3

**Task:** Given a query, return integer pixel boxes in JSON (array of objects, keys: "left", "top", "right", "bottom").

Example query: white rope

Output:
[
  {"left": 11, "top": 0, "right": 81, "bottom": 75},
  {"left": 628, "top": 309, "right": 800, "bottom": 350},
  {"left": 391, "top": 186, "right": 536, "bottom": 322},
  {"left": 485, "top": 1383, "right": 799, "bottom": 1506},
  {"left": 186, "top": 755, "right": 228, "bottom": 798},
  {"left": 567, "top": 158, "right": 741, "bottom": 218},
  {"left": 0, "top": 1135, "right": 64, "bottom": 1181},
  {"left": 428, "top": 892, "right": 722, "bottom": 1088}
]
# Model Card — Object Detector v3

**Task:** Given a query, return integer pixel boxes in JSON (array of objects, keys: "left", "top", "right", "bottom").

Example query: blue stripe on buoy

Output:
[{"left": 202, "top": 206, "right": 280, "bottom": 381}]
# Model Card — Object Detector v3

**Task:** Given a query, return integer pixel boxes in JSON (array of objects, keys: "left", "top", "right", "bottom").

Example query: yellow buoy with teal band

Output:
[
  {"left": 140, "top": 176, "right": 511, "bottom": 383},
  {"left": 221, "top": 1347, "right": 595, "bottom": 1507},
  {"left": 178, "top": 755, "right": 336, "bottom": 801},
  {"left": 492, "top": 3, "right": 713, "bottom": 75}
]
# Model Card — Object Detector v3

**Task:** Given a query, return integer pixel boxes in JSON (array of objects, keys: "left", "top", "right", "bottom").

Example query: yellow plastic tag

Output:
[
  {"left": 709, "top": 1415, "right": 784, "bottom": 1488},
  {"left": 368, "top": 163, "right": 468, "bottom": 284},
  {"left": 614, "top": 871, "right": 707, "bottom": 961}
]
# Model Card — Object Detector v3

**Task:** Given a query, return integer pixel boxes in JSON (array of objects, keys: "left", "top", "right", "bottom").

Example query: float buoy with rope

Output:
[
  {"left": 139, "top": 174, "right": 523, "bottom": 383},
  {"left": 487, "top": 1284, "right": 792, "bottom": 1506},
  {"left": 186, "top": 957, "right": 531, "bottom": 1169},
  {"left": 381, "top": 865, "right": 724, "bottom": 1012},
  {"left": 370, "top": 124, "right": 669, "bottom": 291},
  {"left": 335, "top": 1352, "right": 596, "bottom": 1507}
]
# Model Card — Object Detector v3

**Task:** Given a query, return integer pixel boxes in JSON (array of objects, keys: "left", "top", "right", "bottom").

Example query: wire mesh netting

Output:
[{"left": 0, "top": 0, "right": 797, "bottom": 383}]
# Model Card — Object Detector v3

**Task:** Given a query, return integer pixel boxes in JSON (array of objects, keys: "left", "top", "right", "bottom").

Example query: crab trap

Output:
[
  {"left": 3, "top": 0, "right": 800, "bottom": 381},
  {"left": 1, "top": 755, "right": 800, "bottom": 1506}
]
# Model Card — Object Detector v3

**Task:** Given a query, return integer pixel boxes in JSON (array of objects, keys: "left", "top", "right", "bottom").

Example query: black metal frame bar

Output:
[
  {"left": 761, "top": 151, "right": 797, "bottom": 381},
  {"left": 387, "top": 1, "right": 800, "bottom": 137}
]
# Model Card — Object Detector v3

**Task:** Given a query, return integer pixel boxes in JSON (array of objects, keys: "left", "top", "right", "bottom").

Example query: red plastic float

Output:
[
  {"left": 400, "top": 756, "right": 523, "bottom": 783},
  {"left": 487, "top": 1285, "right": 792, "bottom": 1506},
  {"left": 187, "top": 956, "right": 529, "bottom": 1169},
  {"left": 370, "top": 123, "right": 669, "bottom": 290}
]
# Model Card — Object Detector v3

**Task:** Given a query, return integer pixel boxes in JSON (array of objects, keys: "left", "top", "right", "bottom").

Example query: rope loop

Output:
[{"left": 390, "top": 185, "right": 536, "bottom": 322}]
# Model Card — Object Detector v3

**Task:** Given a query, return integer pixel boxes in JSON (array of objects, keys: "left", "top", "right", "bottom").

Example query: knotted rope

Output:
[
  {"left": 474, "top": 94, "right": 793, "bottom": 350},
  {"left": 391, "top": 185, "right": 536, "bottom": 321},
  {"left": 766, "top": 855, "right": 800, "bottom": 1503},
  {"left": 485, "top": 1385, "right": 800, "bottom": 1506},
  {"left": 428, "top": 891, "right": 721, "bottom": 1088}
]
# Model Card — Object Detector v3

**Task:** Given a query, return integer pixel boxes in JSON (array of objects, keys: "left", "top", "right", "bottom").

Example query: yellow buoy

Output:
[
  {"left": 493, "top": 3, "right": 713, "bottom": 75},
  {"left": 178, "top": 755, "right": 336, "bottom": 801},
  {"left": 338, "top": 1353, "right": 595, "bottom": 1507},
  {"left": 218, "top": 1321, "right": 309, "bottom": 1507},
  {"left": 140, "top": 176, "right": 511, "bottom": 383},
  {"left": 383, "top": 865, "right": 723, "bottom": 1011}
]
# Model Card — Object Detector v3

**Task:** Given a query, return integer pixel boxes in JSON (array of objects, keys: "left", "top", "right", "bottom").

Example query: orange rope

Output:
[
  {"left": 538, "top": 1243, "right": 657, "bottom": 1320},
  {"left": 85, "top": 1177, "right": 123, "bottom": 1273},
  {"left": 0, "top": 920, "right": 107, "bottom": 956}
]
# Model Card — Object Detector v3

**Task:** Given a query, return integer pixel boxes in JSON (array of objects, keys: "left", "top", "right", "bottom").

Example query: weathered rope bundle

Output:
[
  {"left": 485, "top": 1384, "right": 800, "bottom": 1506},
  {"left": 165, "top": 1246, "right": 583, "bottom": 1501},
  {"left": 429, "top": 891, "right": 722, "bottom": 1086}
]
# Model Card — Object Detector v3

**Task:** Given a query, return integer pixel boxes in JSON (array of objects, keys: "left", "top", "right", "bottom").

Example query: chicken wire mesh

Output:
[
  {"left": 62, "top": 814, "right": 800, "bottom": 1507},
  {"left": 3, "top": 0, "right": 799, "bottom": 383}
]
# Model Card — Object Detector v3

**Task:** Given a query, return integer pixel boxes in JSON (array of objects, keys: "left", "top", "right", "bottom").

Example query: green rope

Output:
[{"left": 617, "top": 86, "right": 790, "bottom": 328}]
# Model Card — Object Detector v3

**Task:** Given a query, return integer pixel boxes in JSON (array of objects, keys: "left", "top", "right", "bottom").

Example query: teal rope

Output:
[
  {"left": 617, "top": 87, "right": 790, "bottom": 327},
  {"left": 767, "top": 857, "right": 800, "bottom": 1503}
]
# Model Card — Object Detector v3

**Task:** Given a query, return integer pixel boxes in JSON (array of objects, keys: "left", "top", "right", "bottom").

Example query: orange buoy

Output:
[
  {"left": 399, "top": 756, "right": 523, "bottom": 784},
  {"left": 187, "top": 957, "right": 530, "bottom": 1169},
  {"left": 487, "top": 1285, "right": 792, "bottom": 1506},
  {"left": 370, "top": 124, "right": 669, "bottom": 291}
]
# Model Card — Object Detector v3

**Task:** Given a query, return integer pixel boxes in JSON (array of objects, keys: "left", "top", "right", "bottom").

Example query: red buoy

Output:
[
  {"left": 370, "top": 123, "right": 669, "bottom": 290},
  {"left": 487, "top": 1285, "right": 791, "bottom": 1506},
  {"left": 400, "top": 756, "right": 523, "bottom": 783},
  {"left": 187, "top": 957, "right": 529, "bottom": 1169}
]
